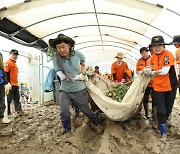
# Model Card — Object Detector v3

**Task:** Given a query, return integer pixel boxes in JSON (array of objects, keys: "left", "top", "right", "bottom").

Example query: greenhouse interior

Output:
[{"left": 0, "top": 0, "right": 180, "bottom": 154}]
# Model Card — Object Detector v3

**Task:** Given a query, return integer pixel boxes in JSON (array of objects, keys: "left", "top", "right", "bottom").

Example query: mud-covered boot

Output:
[
  {"left": 159, "top": 123, "right": 167, "bottom": 141},
  {"left": 62, "top": 119, "right": 71, "bottom": 135}
]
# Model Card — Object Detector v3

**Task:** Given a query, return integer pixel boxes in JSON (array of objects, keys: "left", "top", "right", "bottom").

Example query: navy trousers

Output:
[
  {"left": 153, "top": 88, "right": 177, "bottom": 124},
  {"left": 59, "top": 89, "right": 97, "bottom": 128}
]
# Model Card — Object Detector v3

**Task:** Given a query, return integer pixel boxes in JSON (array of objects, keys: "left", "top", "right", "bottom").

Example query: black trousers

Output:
[
  {"left": 153, "top": 88, "right": 177, "bottom": 124},
  {"left": 7, "top": 86, "right": 22, "bottom": 113},
  {"left": 149, "top": 87, "right": 156, "bottom": 108},
  {"left": 143, "top": 86, "right": 151, "bottom": 104},
  {"left": 0, "top": 84, "right": 5, "bottom": 118}
]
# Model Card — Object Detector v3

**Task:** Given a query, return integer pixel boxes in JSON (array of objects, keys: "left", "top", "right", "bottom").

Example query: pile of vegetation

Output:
[{"left": 106, "top": 82, "right": 131, "bottom": 102}]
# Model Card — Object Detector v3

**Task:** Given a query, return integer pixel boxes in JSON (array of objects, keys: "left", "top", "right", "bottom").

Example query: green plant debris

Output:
[{"left": 106, "top": 83, "right": 131, "bottom": 102}]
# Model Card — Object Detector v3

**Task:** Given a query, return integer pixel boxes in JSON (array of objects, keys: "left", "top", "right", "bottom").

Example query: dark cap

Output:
[
  {"left": 150, "top": 35, "right": 169, "bottom": 46},
  {"left": 170, "top": 35, "right": 180, "bottom": 45},
  {"left": 10, "top": 49, "right": 19, "bottom": 55},
  {"left": 49, "top": 33, "right": 75, "bottom": 48},
  {"left": 95, "top": 66, "right": 99, "bottom": 69},
  {"left": 140, "top": 47, "right": 148, "bottom": 53}
]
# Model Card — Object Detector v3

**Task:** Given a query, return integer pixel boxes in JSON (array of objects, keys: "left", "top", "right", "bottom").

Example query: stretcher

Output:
[{"left": 86, "top": 73, "right": 150, "bottom": 121}]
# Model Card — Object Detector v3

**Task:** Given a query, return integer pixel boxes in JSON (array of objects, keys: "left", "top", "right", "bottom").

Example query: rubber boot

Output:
[
  {"left": 159, "top": 123, "right": 167, "bottom": 138},
  {"left": 62, "top": 119, "right": 71, "bottom": 134}
]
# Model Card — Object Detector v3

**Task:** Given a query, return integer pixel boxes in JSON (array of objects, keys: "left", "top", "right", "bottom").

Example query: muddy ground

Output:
[{"left": 0, "top": 97, "right": 180, "bottom": 154}]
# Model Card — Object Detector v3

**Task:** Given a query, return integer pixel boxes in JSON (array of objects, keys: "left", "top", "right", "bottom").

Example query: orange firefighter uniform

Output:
[
  {"left": 149, "top": 50, "right": 178, "bottom": 92},
  {"left": 175, "top": 47, "right": 180, "bottom": 64},
  {"left": 136, "top": 56, "right": 150, "bottom": 72},
  {"left": 4, "top": 59, "right": 18, "bottom": 86},
  {"left": 111, "top": 61, "right": 128, "bottom": 82}
]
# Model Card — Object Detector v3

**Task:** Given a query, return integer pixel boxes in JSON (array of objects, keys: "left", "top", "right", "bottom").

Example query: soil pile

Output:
[{"left": 1, "top": 98, "right": 180, "bottom": 154}]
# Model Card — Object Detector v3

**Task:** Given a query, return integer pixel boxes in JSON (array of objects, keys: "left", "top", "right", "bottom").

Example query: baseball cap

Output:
[{"left": 10, "top": 49, "right": 19, "bottom": 55}]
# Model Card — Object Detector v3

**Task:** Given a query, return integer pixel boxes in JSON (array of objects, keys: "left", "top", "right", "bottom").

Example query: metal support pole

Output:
[{"left": 38, "top": 51, "right": 44, "bottom": 105}]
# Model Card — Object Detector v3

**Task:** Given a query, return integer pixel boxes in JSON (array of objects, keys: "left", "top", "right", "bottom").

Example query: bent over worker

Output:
[
  {"left": 144, "top": 35, "right": 178, "bottom": 139},
  {"left": 111, "top": 52, "right": 128, "bottom": 83},
  {"left": 49, "top": 34, "right": 97, "bottom": 134}
]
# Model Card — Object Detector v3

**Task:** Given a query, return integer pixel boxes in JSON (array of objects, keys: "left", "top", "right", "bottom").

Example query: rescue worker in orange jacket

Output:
[
  {"left": 146, "top": 45, "right": 154, "bottom": 66},
  {"left": 136, "top": 47, "right": 150, "bottom": 74},
  {"left": 144, "top": 35, "right": 178, "bottom": 139},
  {"left": 4, "top": 49, "right": 23, "bottom": 115},
  {"left": 147, "top": 45, "right": 157, "bottom": 122},
  {"left": 170, "top": 35, "right": 180, "bottom": 93},
  {"left": 111, "top": 52, "right": 128, "bottom": 83},
  {"left": 136, "top": 47, "right": 151, "bottom": 119}
]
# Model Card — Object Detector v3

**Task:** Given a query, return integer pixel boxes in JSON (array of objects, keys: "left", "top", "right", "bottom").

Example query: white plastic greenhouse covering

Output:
[{"left": 0, "top": 0, "right": 180, "bottom": 72}]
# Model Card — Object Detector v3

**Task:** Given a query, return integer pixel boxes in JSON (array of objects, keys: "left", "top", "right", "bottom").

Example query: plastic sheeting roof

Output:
[{"left": 0, "top": 0, "right": 180, "bottom": 71}]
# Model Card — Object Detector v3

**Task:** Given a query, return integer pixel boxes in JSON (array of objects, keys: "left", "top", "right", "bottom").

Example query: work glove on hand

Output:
[
  {"left": 144, "top": 66, "right": 153, "bottom": 77},
  {"left": 144, "top": 70, "right": 153, "bottom": 77},
  {"left": 153, "top": 70, "right": 161, "bottom": 76},
  {"left": 5, "top": 83, "right": 12, "bottom": 90},
  {"left": 4, "top": 83, "right": 11, "bottom": 95},
  {"left": 57, "top": 71, "right": 68, "bottom": 80},
  {"left": 74, "top": 73, "right": 88, "bottom": 81},
  {"left": 144, "top": 70, "right": 162, "bottom": 77}
]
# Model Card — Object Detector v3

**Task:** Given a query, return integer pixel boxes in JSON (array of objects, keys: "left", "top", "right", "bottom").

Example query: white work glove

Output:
[
  {"left": 144, "top": 66, "right": 153, "bottom": 77},
  {"left": 56, "top": 71, "right": 68, "bottom": 80},
  {"left": 144, "top": 70, "right": 153, "bottom": 77},
  {"left": 4, "top": 83, "right": 11, "bottom": 95},
  {"left": 74, "top": 73, "right": 88, "bottom": 81},
  {"left": 144, "top": 70, "right": 162, "bottom": 77},
  {"left": 5, "top": 83, "right": 12, "bottom": 90},
  {"left": 152, "top": 70, "right": 162, "bottom": 76}
]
